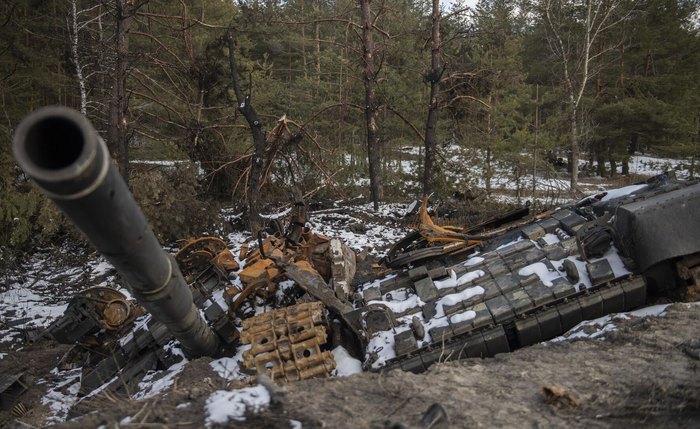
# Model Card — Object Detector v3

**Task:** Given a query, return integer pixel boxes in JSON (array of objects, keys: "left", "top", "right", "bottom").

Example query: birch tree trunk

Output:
[
  {"left": 68, "top": 0, "right": 87, "bottom": 115},
  {"left": 543, "top": 0, "right": 633, "bottom": 192}
]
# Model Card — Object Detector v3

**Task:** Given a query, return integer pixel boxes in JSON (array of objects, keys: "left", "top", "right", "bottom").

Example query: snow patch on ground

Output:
[
  {"left": 210, "top": 344, "right": 251, "bottom": 382},
  {"left": 134, "top": 345, "right": 188, "bottom": 400},
  {"left": 332, "top": 346, "right": 363, "bottom": 377},
  {"left": 552, "top": 304, "right": 672, "bottom": 342},
  {"left": 204, "top": 386, "right": 270, "bottom": 426},
  {"left": 40, "top": 369, "right": 82, "bottom": 425}
]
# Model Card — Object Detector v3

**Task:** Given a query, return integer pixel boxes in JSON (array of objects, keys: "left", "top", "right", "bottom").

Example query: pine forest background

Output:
[{"left": 1, "top": 0, "right": 699, "bottom": 250}]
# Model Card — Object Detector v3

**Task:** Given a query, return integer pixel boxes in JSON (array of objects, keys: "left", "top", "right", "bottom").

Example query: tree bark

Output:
[
  {"left": 107, "top": 0, "right": 133, "bottom": 182},
  {"left": 691, "top": 115, "right": 699, "bottom": 180},
  {"left": 227, "top": 30, "right": 266, "bottom": 234},
  {"left": 360, "top": 0, "right": 382, "bottom": 209},
  {"left": 569, "top": 106, "right": 579, "bottom": 186},
  {"left": 422, "top": 0, "right": 441, "bottom": 197},
  {"left": 68, "top": 0, "right": 87, "bottom": 115}
]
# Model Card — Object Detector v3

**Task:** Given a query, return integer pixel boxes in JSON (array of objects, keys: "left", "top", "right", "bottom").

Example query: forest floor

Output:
[
  {"left": 3, "top": 298, "right": 699, "bottom": 428},
  {"left": 1, "top": 156, "right": 699, "bottom": 428}
]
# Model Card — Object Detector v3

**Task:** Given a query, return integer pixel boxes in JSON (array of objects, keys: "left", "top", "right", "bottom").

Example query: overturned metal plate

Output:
[{"left": 240, "top": 302, "right": 335, "bottom": 383}]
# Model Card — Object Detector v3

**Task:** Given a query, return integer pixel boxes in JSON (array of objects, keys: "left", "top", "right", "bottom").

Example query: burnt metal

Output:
[
  {"left": 394, "top": 330, "right": 419, "bottom": 355},
  {"left": 12, "top": 107, "right": 219, "bottom": 358},
  {"left": 562, "top": 259, "right": 580, "bottom": 283},
  {"left": 613, "top": 183, "right": 700, "bottom": 272},
  {"left": 240, "top": 302, "right": 336, "bottom": 382},
  {"left": 0, "top": 373, "right": 29, "bottom": 411},
  {"left": 364, "top": 177, "right": 700, "bottom": 374},
  {"left": 586, "top": 259, "right": 616, "bottom": 286},
  {"left": 413, "top": 277, "right": 439, "bottom": 302}
]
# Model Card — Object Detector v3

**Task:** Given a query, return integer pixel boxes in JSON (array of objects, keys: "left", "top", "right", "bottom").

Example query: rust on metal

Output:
[
  {"left": 79, "top": 287, "right": 142, "bottom": 332},
  {"left": 240, "top": 302, "right": 336, "bottom": 383},
  {"left": 176, "top": 237, "right": 240, "bottom": 281},
  {"left": 677, "top": 253, "right": 700, "bottom": 301}
]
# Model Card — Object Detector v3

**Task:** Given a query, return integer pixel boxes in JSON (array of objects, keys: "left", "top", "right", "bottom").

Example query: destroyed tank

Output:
[
  {"left": 11, "top": 107, "right": 354, "bottom": 396},
  {"left": 12, "top": 107, "right": 239, "bottom": 395},
  {"left": 351, "top": 175, "right": 700, "bottom": 372},
  {"left": 11, "top": 106, "right": 700, "bottom": 397}
]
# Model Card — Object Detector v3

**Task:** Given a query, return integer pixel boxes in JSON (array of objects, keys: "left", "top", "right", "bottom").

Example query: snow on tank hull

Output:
[{"left": 356, "top": 175, "right": 700, "bottom": 372}]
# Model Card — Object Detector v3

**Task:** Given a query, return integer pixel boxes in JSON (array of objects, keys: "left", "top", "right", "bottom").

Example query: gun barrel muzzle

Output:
[{"left": 13, "top": 106, "right": 220, "bottom": 357}]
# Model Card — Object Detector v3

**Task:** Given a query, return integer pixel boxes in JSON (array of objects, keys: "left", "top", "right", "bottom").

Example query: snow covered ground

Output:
[
  {"left": 0, "top": 210, "right": 682, "bottom": 427},
  {"left": 0, "top": 156, "right": 695, "bottom": 425}
]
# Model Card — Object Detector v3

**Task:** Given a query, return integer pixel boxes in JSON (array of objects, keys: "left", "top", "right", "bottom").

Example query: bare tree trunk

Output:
[
  {"left": 301, "top": 2, "right": 308, "bottom": 79},
  {"left": 360, "top": 0, "right": 382, "bottom": 209},
  {"left": 531, "top": 85, "right": 539, "bottom": 204},
  {"left": 485, "top": 92, "right": 493, "bottom": 195},
  {"left": 596, "top": 142, "right": 606, "bottom": 176},
  {"left": 314, "top": 0, "right": 321, "bottom": 87},
  {"left": 68, "top": 0, "right": 87, "bottom": 115},
  {"left": 422, "top": 0, "right": 442, "bottom": 197},
  {"left": 691, "top": 115, "right": 699, "bottom": 180},
  {"left": 227, "top": 30, "right": 266, "bottom": 234},
  {"left": 107, "top": 0, "right": 133, "bottom": 182},
  {"left": 569, "top": 106, "right": 579, "bottom": 186}
]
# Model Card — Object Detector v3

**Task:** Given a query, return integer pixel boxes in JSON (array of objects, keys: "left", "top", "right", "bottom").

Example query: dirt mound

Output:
[{"left": 5, "top": 303, "right": 698, "bottom": 428}]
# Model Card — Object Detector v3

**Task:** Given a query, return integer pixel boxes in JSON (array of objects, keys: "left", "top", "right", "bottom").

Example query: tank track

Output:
[
  {"left": 357, "top": 176, "right": 700, "bottom": 373},
  {"left": 380, "top": 276, "right": 645, "bottom": 373}
]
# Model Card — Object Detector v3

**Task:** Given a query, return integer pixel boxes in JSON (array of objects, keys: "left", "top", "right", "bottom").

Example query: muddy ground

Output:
[{"left": 2, "top": 302, "right": 698, "bottom": 428}]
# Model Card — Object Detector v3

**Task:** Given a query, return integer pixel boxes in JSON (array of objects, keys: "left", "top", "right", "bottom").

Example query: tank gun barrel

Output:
[{"left": 12, "top": 106, "right": 220, "bottom": 357}]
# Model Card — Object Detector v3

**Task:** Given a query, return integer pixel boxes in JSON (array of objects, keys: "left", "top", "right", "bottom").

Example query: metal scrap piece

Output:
[
  {"left": 0, "top": 373, "right": 29, "bottom": 411},
  {"left": 240, "top": 302, "right": 336, "bottom": 383}
]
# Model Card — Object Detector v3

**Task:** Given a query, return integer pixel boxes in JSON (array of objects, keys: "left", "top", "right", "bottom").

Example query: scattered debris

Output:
[
  {"left": 542, "top": 384, "right": 580, "bottom": 408},
  {"left": 0, "top": 373, "right": 29, "bottom": 412}
]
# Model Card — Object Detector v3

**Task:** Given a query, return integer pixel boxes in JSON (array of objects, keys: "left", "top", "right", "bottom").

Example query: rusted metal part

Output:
[
  {"left": 677, "top": 253, "right": 700, "bottom": 301},
  {"left": 230, "top": 280, "right": 275, "bottom": 313},
  {"left": 175, "top": 237, "right": 239, "bottom": 282},
  {"left": 274, "top": 258, "right": 354, "bottom": 315},
  {"left": 240, "top": 302, "right": 336, "bottom": 383},
  {"left": 418, "top": 196, "right": 480, "bottom": 244},
  {"left": 47, "top": 287, "right": 143, "bottom": 345},
  {"left": 10, "top": 402, "right": 29, "bottom": 418},
  {"left": 233, "top": 220, "right": 356, "bottom": 314},
  {"left": 386, "top": 198, "right": 482, "bottom": 268},
  {"left": 386, "top": 197, "right": 551, "bottom": 269},
  {"left": 239, "top": 242, "right": 250, "bottom": 260},
  {"left": 81, "top": 287, "right": 138, "bottom": 331}
]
